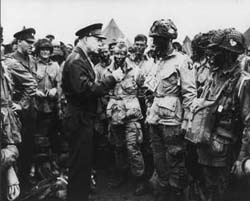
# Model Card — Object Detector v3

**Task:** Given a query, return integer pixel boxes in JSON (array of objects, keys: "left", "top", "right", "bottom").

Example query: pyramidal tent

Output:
[
  {"left": 102, "top": 18, "right": 131, "bottom": 46},
  {"left": 244, "top": 28, "right": 250, "bottom": 47},
  {"left": 182, "top": 36, "right": 192, "bottom": 57}
]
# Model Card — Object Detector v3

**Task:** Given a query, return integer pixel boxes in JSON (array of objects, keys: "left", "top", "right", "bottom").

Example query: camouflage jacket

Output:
[{"left": 103, "top": 62, "right": 144, "bottom": 124}]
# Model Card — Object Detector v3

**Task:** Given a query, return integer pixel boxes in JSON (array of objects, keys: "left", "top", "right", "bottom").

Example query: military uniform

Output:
[
  {"left": 186, "top": 28, "right": 250, "bottom": 201},
  {"left": 32, "top": 57, "right": 61, "bottom": 178},
  {"left": 62, "top": 23, "right": 119, "bottom": 201},
  {"left": 127, "top": 54, "right": 155, "bottom": 182},
  {"left": 10, "top": 28, "right": 38, "bottom": 182},
  {"left": 1, "top": 55, "right": 37, "bottom": 201},
  {"left": 93, "top": 59, "right": 114, "bottom": 169},
  {"left": 104, "top": 61, "right": 145, "bottom": 178},
  {"left": 146, "top": 50, "right": 196, "bottom": 190}
]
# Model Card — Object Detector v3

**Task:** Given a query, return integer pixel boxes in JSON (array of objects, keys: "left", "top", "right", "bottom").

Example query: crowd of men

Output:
[{"left": 1, "top": 18, "right": 250, "bottom": 201}]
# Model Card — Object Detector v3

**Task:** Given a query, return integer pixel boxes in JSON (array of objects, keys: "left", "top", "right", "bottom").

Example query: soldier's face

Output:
[
  {"left": 99, "top": 48, "right": 110, "bottom": 62},
  {"left": 18, "top": 39, "right": 34, "bottom": 55},
  {"left": 86, "top": 36, "right": 102, "bottom": 54},
  {"left": 209, "top": 47, "right": 238, "bottom": 68},
  {"left": 39, "top": 48, "right": 51, "bottom": 59},
  {"left": 114, "top": 49, "right": 127, "bottom": 66},
  {"left": 134, "top": 40, "right": 147, "bottom": 55},
  {"left": 152, "top": 36, "right": 169, "bottom": 52}
]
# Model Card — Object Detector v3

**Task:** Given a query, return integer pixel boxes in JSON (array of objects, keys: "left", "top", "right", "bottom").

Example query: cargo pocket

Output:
[
  {"left": 125, "top": 98, "right": 142, "bottom": 120},
  {"left": 210, "top": 135, "right": 230, "bottom": 157},
  {"left": 107, "top": 99, "right": 126, "bottom": 125},
  {"left": 156, "top": 97, "right": 181, "bottom": 120}
]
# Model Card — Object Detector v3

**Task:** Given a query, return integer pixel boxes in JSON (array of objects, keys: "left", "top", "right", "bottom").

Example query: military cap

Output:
[
  {"left": 46, "top": 34, "right": 55, "bottom": 40},
  {"left": 75, "top": 23, "right": 106, "bottom": 39},
  {"left": 13, "top": 28, "right": 36, "bottom": 42}
]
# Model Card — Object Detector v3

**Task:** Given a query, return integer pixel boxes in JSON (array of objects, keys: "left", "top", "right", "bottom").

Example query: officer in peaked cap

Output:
[
  {"left": 12, "top": 27, "right": 36, "bottom": 62},
  {"left": 45, "top": 34, "right": 55, "bottom": 43},
  {"left": 75, "top": 23, "right": 106, "bottom": 39},
  {"left": 62, "top": 23, "right": 125, "bottom": 201},
  {"left": 11, "top": 27, "right": 38, "bottom": 185},
  {"left": 14, "top": 28, "right": 36, "bottom": 43}
]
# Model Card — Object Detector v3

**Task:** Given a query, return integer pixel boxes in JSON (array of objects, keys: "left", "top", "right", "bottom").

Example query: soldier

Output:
[
  {"left": 187, "top": 28, "right": 250, "bottom": 201},
  {"left": 185, "top": 31, "right": 217, "bottom": 198},
  {"left": 45, "top": 34, "right": 55, "bottom": 43},
  {"left": 93, "top": 45, "right": 113, "bottom": 168},
  {"left": 62, "top": 23, "right": 125, "bottom": 201},
  {"left": 10, "top": 27, "right": 38, "bottom": 184},
  {"left": 103, "top": 44, "right": 145, "bottom": 193},
  {"left": 95, "top": 44, "right": 113, "bottom": 81},
  {"left": 1, "top": 27, "right": 37, "bottom": 201},
  {"left": 31, "top": 38, "right": 61, "bottom": 181},
  {"left": 127, "top": 34, "right": 155, "bottom": 194},
  {"left": 145, "top": 19, "right": 197, "bottom": 201},
  {"left": 191, "top": 31, "right": 217, "bottom": 97}
]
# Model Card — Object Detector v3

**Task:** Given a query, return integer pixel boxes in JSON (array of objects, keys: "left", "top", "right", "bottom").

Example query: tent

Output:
[
  {"left": 182, "top": 36, "right": 192, "bottom": 57},
  {"left": 102, "top": 18, "right": 131, "bottom": 46},
  {"left": 244, "top": 28, "right": 250, "bottom": 47}
]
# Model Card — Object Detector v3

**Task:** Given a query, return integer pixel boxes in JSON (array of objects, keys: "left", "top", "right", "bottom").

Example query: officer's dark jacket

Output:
[{"left": 62, "top": 46, "right": 116, "bottom": 114}]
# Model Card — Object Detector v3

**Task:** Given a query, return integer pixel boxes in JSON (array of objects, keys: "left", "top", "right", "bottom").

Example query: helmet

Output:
[
  {"left": 192, "top": 30, "right": 217, "bottom": 50},
  {"left": 35, "top": 38, "right": 53, "bottom": 53},
  {"left": 209, "top": 28, "right": 246, "bottom": 54},
  {"left": 149, "top": 19, "right": 177, "bottom": 39}
]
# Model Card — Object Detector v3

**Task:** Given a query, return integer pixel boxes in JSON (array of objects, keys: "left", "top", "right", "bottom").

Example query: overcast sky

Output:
[{"left": 1, "top": 0, "right": 250, "bottom": 44}]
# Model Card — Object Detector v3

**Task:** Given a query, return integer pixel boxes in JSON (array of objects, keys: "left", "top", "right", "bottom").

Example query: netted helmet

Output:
[
  {"left": 149, "top": 19, "right": 178, "bottom": 39},
  {"left": 35, "top": 38, "right": 53, "bottom": 54},
  {"left": 209, "top": 28, "right": 246, "bottom": 54},
  {"left": 192, "top": 30, "right": 217, "bottom": 50}
]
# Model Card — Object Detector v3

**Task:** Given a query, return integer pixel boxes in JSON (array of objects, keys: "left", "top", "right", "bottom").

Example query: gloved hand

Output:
[{"left": 112, "top": 68, "right": 125, "bottom": 82}]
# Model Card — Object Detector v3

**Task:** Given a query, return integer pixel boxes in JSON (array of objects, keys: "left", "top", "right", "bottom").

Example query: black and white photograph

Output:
[{"left": 1, "top": 0, "right": 250, "bottom": 201}]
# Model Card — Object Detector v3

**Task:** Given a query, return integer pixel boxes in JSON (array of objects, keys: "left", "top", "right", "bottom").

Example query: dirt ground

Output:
[
  {"left": 18, "top": 168, "right": 250, "bottom": 201},
  {"left": 89, "top": 170, "right": 154, "bottom": 201}
]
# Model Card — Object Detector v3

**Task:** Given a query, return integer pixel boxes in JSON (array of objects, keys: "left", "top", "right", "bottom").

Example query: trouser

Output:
[
  {"left": 93, "top": 119, "right": 112, "bottom": 169},
  {"left": 149, "top": 124, "right": 187, "bottom": 190},
  {"left": 64, "top": 111, "right": 94, "bottom": 201},
  {"left": 199, "top": 165, "right": 231, "bottom": 201},
  {"left": 18, "top": 107, "right": 36, "bottom": 183},
  {"left": 140, "top": 122, "right": 154, "bottom": 181},
  {"left": 110, "top": 122, "right": 145, "bottom": 177}
]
